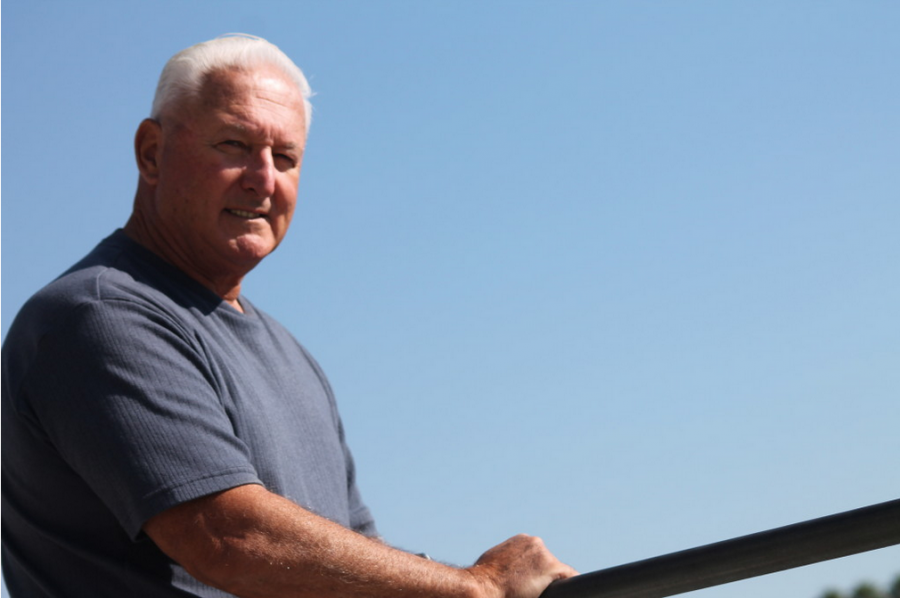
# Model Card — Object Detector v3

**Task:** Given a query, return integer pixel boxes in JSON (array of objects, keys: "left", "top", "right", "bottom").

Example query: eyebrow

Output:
[{"left": 214, "top": 123, "right": 302, "bottom": 150}]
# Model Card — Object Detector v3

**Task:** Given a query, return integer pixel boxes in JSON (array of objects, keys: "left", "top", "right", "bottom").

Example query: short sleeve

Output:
[{"left": 21, "top": 297, "right": 261, "bottom": 539}]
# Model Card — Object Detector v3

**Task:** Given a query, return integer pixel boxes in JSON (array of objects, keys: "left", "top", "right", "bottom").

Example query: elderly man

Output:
[{"left": 1, "top": 35, "right": 576, "bottom": 597}]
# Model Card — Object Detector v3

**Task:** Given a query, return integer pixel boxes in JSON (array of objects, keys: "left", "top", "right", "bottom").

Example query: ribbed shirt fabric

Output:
[{"left": 1, "top": 230, "right": 376, "bottom": 597}]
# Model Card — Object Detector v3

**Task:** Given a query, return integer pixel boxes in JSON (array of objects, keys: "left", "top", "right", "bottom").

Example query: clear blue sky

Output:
[{"left": 3, "top": 2, "right": 898, "bottom": 597}]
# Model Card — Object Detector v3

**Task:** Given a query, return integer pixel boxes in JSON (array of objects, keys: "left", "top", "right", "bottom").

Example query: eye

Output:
[
  {"left": 274, "top": 153, "right": 298, "bottom": 170},
  {"left": 219, "top": 140, "right": 248, "bottom": 152}
]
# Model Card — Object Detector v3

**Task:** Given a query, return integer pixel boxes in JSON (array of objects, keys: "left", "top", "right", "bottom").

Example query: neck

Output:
[{"left": 123, "top": 210, "right": 247, "bottom": 313}]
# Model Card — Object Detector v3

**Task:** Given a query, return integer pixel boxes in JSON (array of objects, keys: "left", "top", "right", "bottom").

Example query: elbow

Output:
[{"left": 177, "top": 536, "right": 258, "bottom": 595}]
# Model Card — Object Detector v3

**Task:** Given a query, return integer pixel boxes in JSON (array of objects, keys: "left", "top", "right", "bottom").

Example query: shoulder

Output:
[
  {"left": 9, "top": 233, "right": 189, "bottom": 342},
  {"left": 2, "top": 232, "right": 219, "bottom": 396}
]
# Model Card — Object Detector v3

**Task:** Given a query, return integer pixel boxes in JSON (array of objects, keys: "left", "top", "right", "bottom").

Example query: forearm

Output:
[
  {"left": 146, "top": 484, "right": 487, "bottom": 598},
  {"left": 215, "top": 504, "right": 483, "bottom": 598}
]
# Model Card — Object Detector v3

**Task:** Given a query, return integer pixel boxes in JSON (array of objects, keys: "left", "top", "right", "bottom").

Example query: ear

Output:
[{"left": 134, "top": 118, "right": 163, "bottom": 185}]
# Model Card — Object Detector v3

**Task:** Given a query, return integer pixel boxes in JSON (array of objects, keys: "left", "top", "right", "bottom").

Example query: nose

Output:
[{"left": 242, "top": 149, "right": 277, "bottom": 198}]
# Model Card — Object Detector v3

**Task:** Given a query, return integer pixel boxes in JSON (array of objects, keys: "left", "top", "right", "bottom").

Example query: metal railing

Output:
[{"left": 541, "top": 498, "right": 900, "bottom": 598}]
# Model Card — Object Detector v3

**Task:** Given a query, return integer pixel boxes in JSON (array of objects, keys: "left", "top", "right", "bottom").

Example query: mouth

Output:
[{"left": 226, "top": 209, "right": 265, "bottom": 220}]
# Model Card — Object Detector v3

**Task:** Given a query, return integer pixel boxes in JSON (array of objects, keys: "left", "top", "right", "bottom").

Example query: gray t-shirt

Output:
[{"left": 1, "top": 230, "right": 376, "bottom": 597}]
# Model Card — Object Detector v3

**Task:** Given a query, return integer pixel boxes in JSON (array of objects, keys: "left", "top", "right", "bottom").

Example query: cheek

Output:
[
  {"left": 275, "top": 178, "right": 300, "bottom": 219},
  {"left": 275, "top": 199, "right": 297, "bottom": 237}
]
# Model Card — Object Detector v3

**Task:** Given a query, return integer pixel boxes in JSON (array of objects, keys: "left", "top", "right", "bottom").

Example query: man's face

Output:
[{"left": 149, "top": 66, "right": 307, "bottom": 281}]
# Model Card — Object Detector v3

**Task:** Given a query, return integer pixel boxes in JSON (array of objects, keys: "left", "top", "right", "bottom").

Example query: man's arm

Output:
[{"left": 144, "top": 483, "right": 576, "bottom": 598}]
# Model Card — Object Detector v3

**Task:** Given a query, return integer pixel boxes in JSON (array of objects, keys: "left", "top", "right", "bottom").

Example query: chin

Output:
[{"left": 228, "top": 234, "right": 279, "bottom": 264}]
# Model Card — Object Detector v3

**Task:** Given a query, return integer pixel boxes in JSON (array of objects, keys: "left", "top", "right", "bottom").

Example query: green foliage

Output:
[
  {"left": 852, "top": 582, "right": 886, "bottom": 598},
  {"left": 820, "top": 575, "right": 900, "bottom": 598}
]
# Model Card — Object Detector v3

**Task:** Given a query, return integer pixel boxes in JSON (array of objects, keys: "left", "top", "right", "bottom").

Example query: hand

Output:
[{"left": 467, "top": 534, "right": 578, "bottom": 598}]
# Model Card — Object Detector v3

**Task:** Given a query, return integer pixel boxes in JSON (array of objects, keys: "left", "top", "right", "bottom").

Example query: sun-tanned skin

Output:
[
  {"left": 125, "top": 66, "right": 305, "bottom": 311},
  {"left": 145, "top": 484, "right": 574, "bottom": 598},
  {"left": 130, "top": 65, "right": 576, "bottom": 597}
]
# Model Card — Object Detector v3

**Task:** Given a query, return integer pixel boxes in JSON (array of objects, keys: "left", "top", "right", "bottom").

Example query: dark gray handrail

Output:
[{"left": 541, "top": 498, "right": 900, "bottom": 598}]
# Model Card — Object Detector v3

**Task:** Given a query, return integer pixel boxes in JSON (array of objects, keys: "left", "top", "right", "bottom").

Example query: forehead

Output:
[{"left": 186, "top": 66, "right": 308, "bottom": 139}]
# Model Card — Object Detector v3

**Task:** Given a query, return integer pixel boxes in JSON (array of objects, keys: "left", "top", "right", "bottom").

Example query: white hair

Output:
[{"left": 150, "top": 33, "right": 313, "bottom": 128}]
